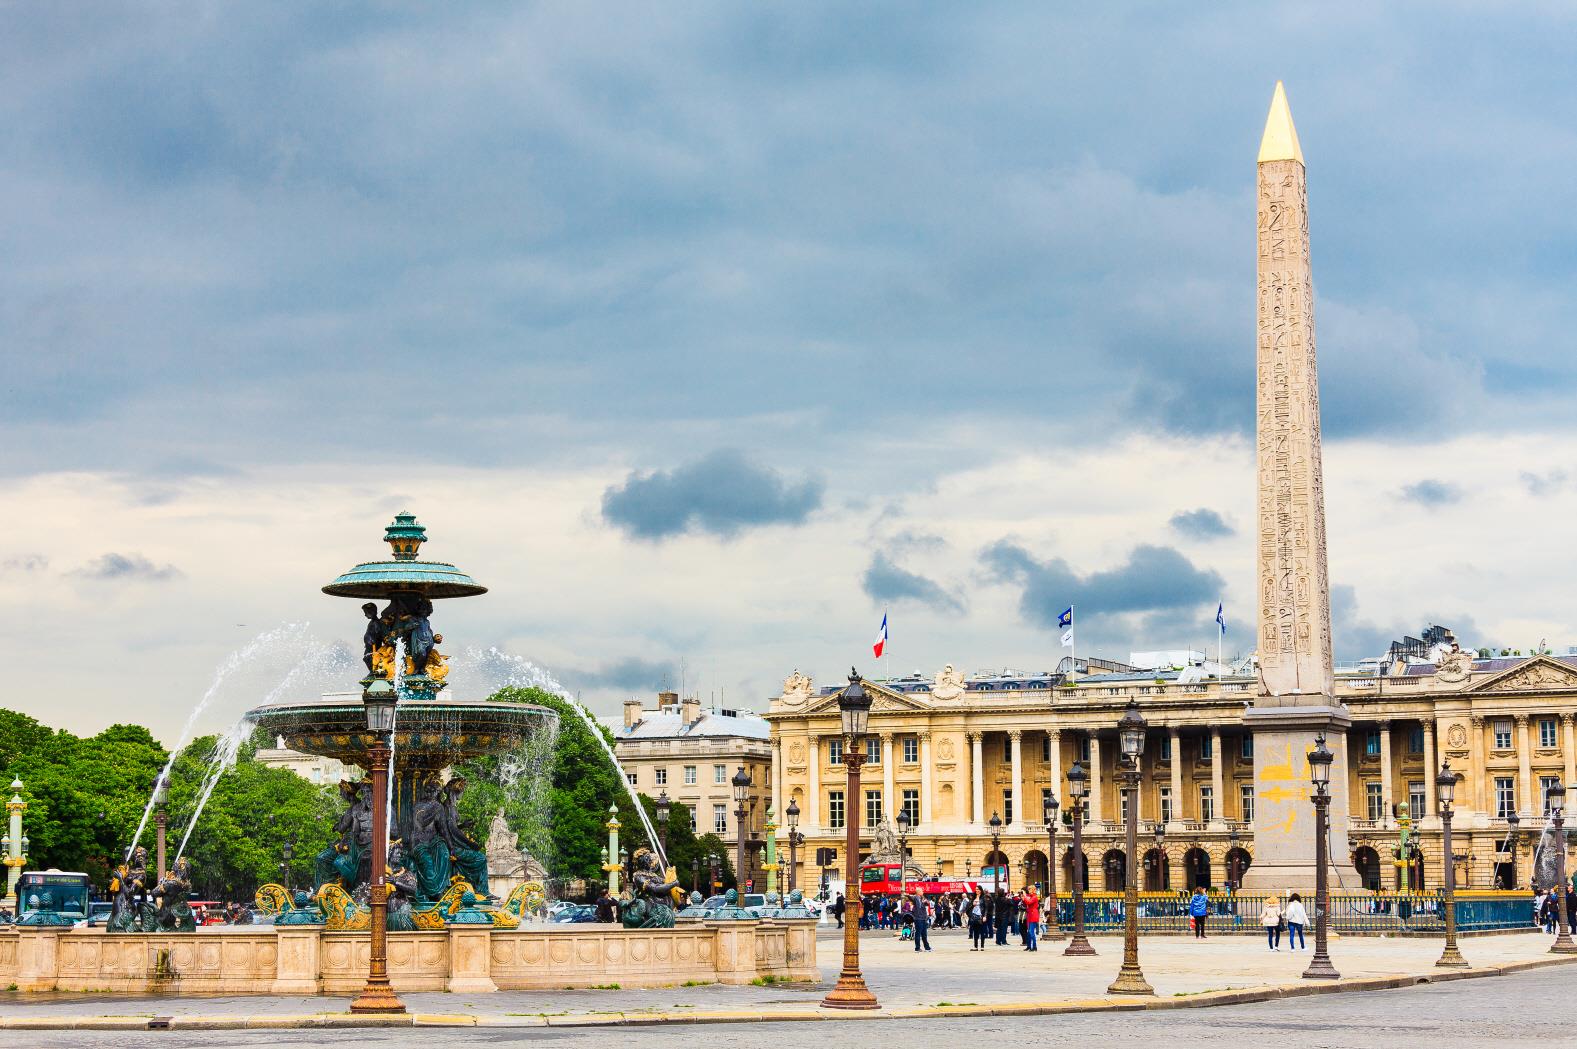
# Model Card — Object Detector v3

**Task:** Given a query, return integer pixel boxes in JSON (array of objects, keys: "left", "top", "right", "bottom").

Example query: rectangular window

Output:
[
  {"left": 1003, "top": 789, "right": 1014, "bottom": 825},
  {"left": 865, "top": 790, "right": 883, "bottom": 827},
  {"left": 865, "top": 738, "right": 881, "bottom": 764},
  {"left": 1199, "top": 786, "right": 1214, "bottom": 823},
  {"left": 683, "top": 765, "right": 697, "bottom": 785},
  {"left": 1079, "top": 735, "right": 1091, "bottom": 763},
  {"left": 1365, "top": 730, "right": 1381, "bottom": 757},
  {"left": 1159, "top": 735, "right": 1172, "bottom": 761},
  {"left": 828, "top": 791, "right": 845, "bottom": 830},
  {"left": 626, "top": 771, "right": 637, "bottom": 786},
  {"left": 1366, "top": 783, "right": 1384, "bottom": 822},
  {"left": 827, "top": 739, "right": 842, "bottom": 765},
  {"left": 901, "top": 789, "right": 920, "bottom": 826},
  {"left": 1409, "top": 781, "right": 1426, "bottom": 818},
  {"left": 902, "top": 736, "right": 919, "bottom": 764},
  {"left": 714, "top": 764, "right": 726, "bottom": 784},
  {"left": 1541, "top": 718, "right": 1558, "bottom": 749},
  {"left": 654, "top": 768, "right": 667, "bottom": 786},
  {"left": 713, "top": 804, "right": 728, "bottom": 835},
  {"left": 1494, "top": 721, "right": 1513, "bottom": 750},
  {"left": 1041, "top": 735, "right": 1052, "bottom": 762},
  {"left": 1239, "top": 784, "right": 1254, "bottom": 823},
  {"left": 1408, "top": 726, "right": 1425, "bottom": 754},
  {"left": 1004, "top": 736, "right": 1013, "bottom": 761},
  {"left": 1120, "top": 789, "right": 1129, "bottom": 822},
  {"left": 689, "top": 808, "right": 698, "bottom": 832},
  {"left": 1240, "top": 735, "right": 1254, "bottom": 760},
  {"left": 1542, "top": 776, "right": 1560, "bottom": 815},
  {"left": 1201, "top": 735, "right": 1214, "bottom": 760},
  {"left": 1495, "top": 777, "right": 1516, "bottom": 818},
  {"left": 1159, "top": 787, "right": 1173, "bottom": 824}
]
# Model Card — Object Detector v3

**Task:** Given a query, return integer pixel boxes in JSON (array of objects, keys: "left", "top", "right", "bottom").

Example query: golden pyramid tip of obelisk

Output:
[{"left": 1258, "top": 80, "right": 1304, "bottom": 165}]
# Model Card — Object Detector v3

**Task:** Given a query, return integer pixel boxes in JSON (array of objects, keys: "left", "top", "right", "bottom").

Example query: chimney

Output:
[
  {"left": 681, "top": 694, "right": 702, "bottom": 727},
  {"left": 657, "top": 690, "right": 679, "bottom": 713},
  {"left": 623, "top": 697, "right": 645, "bottom": 730}
]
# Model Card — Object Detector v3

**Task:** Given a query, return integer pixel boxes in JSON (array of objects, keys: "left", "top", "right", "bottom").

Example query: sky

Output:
[{"left": 4, "top": 3, "right": 1577, "bottom": 744}]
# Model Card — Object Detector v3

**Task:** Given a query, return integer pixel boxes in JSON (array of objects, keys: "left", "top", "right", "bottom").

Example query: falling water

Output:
[
  {"left": 1533, "top": 810, "right": 1564, "bottom": 890},
  {"left": 173, "top": 715, "right": 259, "bottom": 861},
  {"left": 386, "top": 637, "right": 408, "bottom": 847},
  {"left": 127, "top": 624, "right": 325, "bottom": 861},
  {"left": 452, "top": 646, "right": 667, "bottom": 867}
]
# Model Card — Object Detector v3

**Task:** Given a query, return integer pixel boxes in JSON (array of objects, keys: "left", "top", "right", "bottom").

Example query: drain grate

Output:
[{"left": 148, "top": 1017, "right": 173, "bottom": 1030}]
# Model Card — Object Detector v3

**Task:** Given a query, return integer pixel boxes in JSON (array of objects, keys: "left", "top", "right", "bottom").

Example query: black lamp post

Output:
[
  {"left": 896, "top": 809, "right": 911, "bottom": 896},
  {"left": 1435, "top": 759, "right": 1468, "bottom": 967},
  {"left": 1064, "top": 761, "right": 1096, "bottom": 956},
  {"left": 732, "top": 768, "right": 752, "bottom": 893},
  {"left": 350, "top": 680, "right": 405, "bottom": 1014},
  {"left": 655, "top": 790, "right": 671, "bottom": 860},
  {"left": 821, "top": 669, "right": 879, "bottom": 1010},
  {"left": 786, "top": 798, "right": 802, "bottom": 893},
  {"left": 1108, "top": 700, "right": 1153, "bottom": 996},
  {"left": 690, "top": 856, "right": 700, "bottom": 893},
  {"left": 1549, "top": 782, "right": 1576, "bottom": 954},
  {"left": 281, "top": 838, "right": 296, "bottom": 897},
  {"left": 1044, "top": 795, "right": 1063, "bottom": 940},
  {"left": 709, "top": 850, "right": 721, "bottom": 893},
  {"left": 1152, "top": 822, "right": 1166, "bottom": 891},
  {"left": 1505, "top": 810, "right": 1521, "bottom": 890},
  {"left": 988, "top": 810, "right": 1005, "bottom": 892},
  {"left": 1228, "top": 826, "right": 1241, "bottom": 890},
  {"left": 1303, "top": 733, "right": 1339, "bottom": 980}
]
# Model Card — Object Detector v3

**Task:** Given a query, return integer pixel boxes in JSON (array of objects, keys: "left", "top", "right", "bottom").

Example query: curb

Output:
[{"left": 3, "top": 955, "right": 1573, "bottom": 1031}]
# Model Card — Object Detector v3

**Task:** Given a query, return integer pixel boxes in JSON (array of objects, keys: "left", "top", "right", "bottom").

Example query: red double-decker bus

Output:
[{"left": 856, "top": 862, "right": 979, "bottom": 897}]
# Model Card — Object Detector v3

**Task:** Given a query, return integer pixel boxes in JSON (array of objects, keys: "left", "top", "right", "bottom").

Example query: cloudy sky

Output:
[{"left": 4, "top": 3, "right": 1576, "bottom": 744}]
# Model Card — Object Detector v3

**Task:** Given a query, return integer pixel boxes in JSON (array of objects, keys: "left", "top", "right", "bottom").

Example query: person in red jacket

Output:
[{"left": 1021, "top": 886, "right": 1041, "bottom": 951}]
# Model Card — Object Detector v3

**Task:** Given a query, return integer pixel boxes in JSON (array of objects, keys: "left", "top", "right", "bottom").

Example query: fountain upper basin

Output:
[{"left": 247, "top": 695, "right": 557, "bottom": 767}]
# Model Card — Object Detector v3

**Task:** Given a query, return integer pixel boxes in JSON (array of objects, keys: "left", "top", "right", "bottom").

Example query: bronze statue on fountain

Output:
[{"left": 620, "top": 847, "right": 684, "bottom": 929}]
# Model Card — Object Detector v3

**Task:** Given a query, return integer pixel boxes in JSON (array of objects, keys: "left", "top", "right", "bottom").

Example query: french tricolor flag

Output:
[{"left": 872, "top": 611, "right": 888, "bottom": 659}]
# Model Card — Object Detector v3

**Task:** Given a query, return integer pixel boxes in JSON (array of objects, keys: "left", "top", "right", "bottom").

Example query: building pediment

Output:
[
  {"left": 801, "top": 680, "right": 931, "bottom": 718},
  {"left": 1465, "top": 656, "right": 1577, "bottom": 694}
]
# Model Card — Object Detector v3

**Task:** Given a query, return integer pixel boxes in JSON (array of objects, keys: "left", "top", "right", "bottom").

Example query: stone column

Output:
[
  {"left": 1423, "top": 720, "right": 1438, "bottom": 815},
  {"left": 1210, "top": 727, "right": 1225, "bottom": 828},
  {"left": 1564, "top": 714, "right": 1576, "bottom": 789},
  {"left": 1169, "top": 728, "right": 1184, "bottom": 830},
  {"left": 771, "top": 738, "right": 784, "bottom": 825},
  {"left": 447, "top": 927, "right": 498, "bottom": 993},
  {"left": 1048, "top": 729, "right": 1063, "bottom": 806},
  {"left": 880, "top": 733, "right": 895, "bottom": 826},
  {"left": 969, "top": 733, "right": 984, "bottom": 825},
  {"left": 272, "top": 928, "right": 322, "bottom": 994},
  {"left": 918, "top": 730, "right": 933, "bottom": 828},
  {"left": 805, "top": 735, "right": 821, "bottom": 833},
  {"left": 1516, "top": 714, "right": 1533, "bottom": 818},
  {"left": 1088, "top": 735, "right": 1104, "bottom": 826},
  {"left": 1379, "top": 721, "right": 1394, "bottom": 827},
  {"left": 1470, "top": 715, "right": 1487, "bottom": 815},
  {"left": 1009, "top": 730, "right": 1023, "bottom": 829}
]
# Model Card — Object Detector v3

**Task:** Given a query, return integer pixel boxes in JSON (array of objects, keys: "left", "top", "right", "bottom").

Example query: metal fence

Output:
[{"left": 1048, "top": 891, "right": 1533, "bottom": 935}]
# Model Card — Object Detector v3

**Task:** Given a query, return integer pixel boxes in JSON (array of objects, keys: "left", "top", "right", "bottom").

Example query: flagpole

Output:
[{"left": 1070, "top": 603, "right": 1076, "bottom": 681}]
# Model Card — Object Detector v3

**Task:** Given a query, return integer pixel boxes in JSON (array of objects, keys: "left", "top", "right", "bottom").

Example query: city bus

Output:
[
  {"left": 16, "top": 870, "right": 92, "bottom": 922},
  {"left": 857, "top": 862, "right": 978, "bottom": 897}
]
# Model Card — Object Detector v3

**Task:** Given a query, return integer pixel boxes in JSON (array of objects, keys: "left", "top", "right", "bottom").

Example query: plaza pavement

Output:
[{"left": 0, "top": 925, "right": 1568, "bottom": 1032}]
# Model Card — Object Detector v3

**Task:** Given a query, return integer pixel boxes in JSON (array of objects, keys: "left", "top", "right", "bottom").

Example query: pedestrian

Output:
[
  {"left": 594, "top": 888, "right": 617, "bottom": 924},
  {"left": 993, "top": 889, "right": 1010, "bottom": 945},
  {"left": 831, "top": 893, "right": 845, "bottom": 928},
  {"left": 1261, "top": 898, "right": 1282, "bottom": 950},
  {"left": 1284, "top": 892, "right": 1308, "bottom": 950},
  {"left": 968, "top": 891, "right": 987, "bottom": 950},
  {"left": 1022, "top": 885, "right": 1041, "bottom": 952},
  {"left": 1567, "top": 887, "right": 1577, "bottom": 936},
  {"left": 912, "top": 893, "right": 932, "bottom": 952},
  {"left": 1188, "top": 886, "right": 1209, "bottom": 938}
]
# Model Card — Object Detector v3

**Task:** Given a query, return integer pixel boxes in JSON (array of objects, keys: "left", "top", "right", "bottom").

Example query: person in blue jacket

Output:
[{"left": 1188, "top": 886, "right": 1210, "bottom": 938}]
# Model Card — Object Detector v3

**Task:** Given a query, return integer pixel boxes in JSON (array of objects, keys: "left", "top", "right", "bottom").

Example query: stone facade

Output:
[
  {"left": 766, "top": 657, "right": 1577, "bottom": 895},
  {"left": 0, "top": 920, "right": 817, "bottom": 993}
]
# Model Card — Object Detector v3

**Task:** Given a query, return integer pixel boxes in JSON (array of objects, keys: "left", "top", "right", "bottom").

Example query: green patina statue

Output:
[{"left": 620, "top": 847, "right": 683, "bottom": 929}]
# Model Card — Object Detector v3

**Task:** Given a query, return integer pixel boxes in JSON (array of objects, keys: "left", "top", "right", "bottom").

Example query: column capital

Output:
[
  {"left": 1047, "top": 728, "right": 1061, "bottom": 741},
  {"left": 1514, "top": 713, "right": 1530, "bottom": 727},
  {"left": 1470, "top": 714, "right": 1486, "bottom": 727},
  {"left": 916, "top": 729, "right": 931, "bottom": 741},
  {"left": 879, "top": 731, "right": 894, "bottom": 743},
  {"left": 967, "top": 731, "right": 982, "bottom": 744},
  {"left": 1377, "top": 719, "right": 1391, "bottom": 730},
  {"left": 1563, "top": 713, "right": 1577, "bottom": 726},
  {"left": 1009, "top": 729, "right": 1023, "bottom": 743}
]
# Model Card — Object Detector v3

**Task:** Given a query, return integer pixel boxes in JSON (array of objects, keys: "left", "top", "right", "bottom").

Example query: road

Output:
[{"left": 7, "top": 966, "right": 1574, "bottom": 1049}]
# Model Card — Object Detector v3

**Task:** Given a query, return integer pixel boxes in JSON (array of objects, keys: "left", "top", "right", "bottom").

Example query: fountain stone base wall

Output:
[{"left": 0, "top": 920, "right": 818, "bottom": 994}]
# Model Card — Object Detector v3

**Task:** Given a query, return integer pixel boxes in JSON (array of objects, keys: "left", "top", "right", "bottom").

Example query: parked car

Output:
[
  {"left": 78, "top": 901, "right": 114, "bottom": 928},
  {"left": 551, "top": 904, "right": 597, "bottom": 924}
]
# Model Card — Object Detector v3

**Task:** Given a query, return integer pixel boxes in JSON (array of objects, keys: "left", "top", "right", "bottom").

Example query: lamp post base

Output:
[
  {"left": 1301, "top": 953, "right": 1340, "bottom": 980},
  {"left": 1063, "top": 934, "right": 1096, "bottom": 956},
  {"left": 1435, "top": 944, "right": 1470, "bottom": 968},
  {"left": 1550, "top": 934, "right": 1577, "bottom": 955},
  {"left": 1106, "top": 963, "right": 1153, "bottom": 996},
  {"left": 820, "top": 974, "right": 880, "bottom": 1010},
  {"left": 349, "top": 980, "right": 407, "bottom": 1014}
]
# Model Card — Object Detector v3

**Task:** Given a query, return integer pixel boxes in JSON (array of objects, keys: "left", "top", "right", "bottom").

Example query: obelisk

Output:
[{"left": 1240, "top": 82, "right": 1351, "bottom": 891}]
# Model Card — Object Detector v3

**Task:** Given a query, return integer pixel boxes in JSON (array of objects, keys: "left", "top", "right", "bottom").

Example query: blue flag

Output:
[
  {"left": 1216, "top": 602, "right": 1226, "bottom": 631},
  {"left": 1058, "top": 606, "right": 1073, "bottom": 629}
]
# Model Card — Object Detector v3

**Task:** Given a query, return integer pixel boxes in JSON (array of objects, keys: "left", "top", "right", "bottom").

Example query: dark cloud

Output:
[
  {"left": 601, "top": 450, "right": 823, "bottom": 540},
  {"left": 980, "top": 540, "right": 1223, "bottom": 634},
  {"left": 861, "top": 553, "right": 964, "bottom": 614},
  {"left": 68, "top": 552, "right": 181, "bottom": 582},
  {"left": 565, "top": 657, "right": 678, "bottom": 693},
  {"left": 1399, "top": 480, "right": 1462, "bottom": 507},
  {"left": 1168, "top": 508, "right": 1234, "bottom": 540},
  {"left": 1520, "top": 470, "right": 1567, "bottom": 497},
  {"left": 2, "top": 554, "right": 49, "bottom": 573}
]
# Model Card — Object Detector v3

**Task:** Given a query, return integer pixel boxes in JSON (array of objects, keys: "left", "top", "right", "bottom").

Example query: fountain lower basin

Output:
[{"left": 248, "top": 695, "right": 556, "bottom": 767}]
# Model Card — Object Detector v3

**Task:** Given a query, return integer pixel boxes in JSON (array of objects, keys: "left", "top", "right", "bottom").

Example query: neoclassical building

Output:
[{"left": 766, "top": 649, "right": 1577, "bottom": 894}]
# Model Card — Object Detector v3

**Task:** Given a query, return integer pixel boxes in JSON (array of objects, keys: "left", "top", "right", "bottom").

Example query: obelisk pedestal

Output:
[{"left": 1241, "top": 83, "right": 1351, "bottom": 893}]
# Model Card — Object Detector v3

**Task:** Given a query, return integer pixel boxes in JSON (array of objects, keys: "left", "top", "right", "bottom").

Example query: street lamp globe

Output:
[
  {"left": 896, "top": 809, "right": 910, "bottom": 833},
  {"left": 1067, "top": 762, "right": 1088, "bottom": 800},
  {"left": 1118, "top": 699, "right": 1147, "bottom": 761},
  {"left": 786, "top": 798, "right": 800, "bottom": 831},
  {"left": 988, "top": 811, "right": 1003, "bottom": 833},
  {"left": 1044, "top": 795, "right": 1059, "bottom": 828},
  {"left": 1548, "top": 780, "right": 1567, "bottom": 813},
  {"left": 1307, "top": 733, "right": 1334, "bottom": 791},
  {"left": 152, "top": 774, "right": 170, "bottom": 807},
  {"left": 655, "top": 790, "right": 671, "bottom": 824},
  {"left": 363, "top": 678, "right": 398, "bottom": 733},
  {"left": 1153, "top": 823, "right": 1165, "bottom": 850},
  {"left": 732, "top": 767, "right": 751, "bottom": 804},
  {"left": 838, "top": 669, "right": 872, "bottom": 740},
  {"left": 1436, "top": 759, "right": 1457, "bottom": 812}
]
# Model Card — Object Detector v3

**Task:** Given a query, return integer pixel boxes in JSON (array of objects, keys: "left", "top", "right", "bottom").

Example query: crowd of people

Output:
[{"left": 829, "top": 885, "right": 1049, "bottom": 952}]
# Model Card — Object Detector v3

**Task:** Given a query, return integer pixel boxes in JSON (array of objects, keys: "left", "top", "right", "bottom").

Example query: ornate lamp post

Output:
[
  {"left": 152, "top": 773, "right": 170, "bottom": 882},
  {"left": 1043, "top": 794, "right": 1063, "bottom": 940},
  {"left": 732, "top": 767, "right": 752, "bottom": 892},
  {"left": 605, "top": 805, "right": 622, "bottom": 896},
  {"left": 690, "top": 856, "right": 700, "bottom": 893},
  {"left": 786, "top": 798, "right": 802, "bottom": 893},
  {"left": 764, "top": 807, "right": 780, "bottom": 899},
  {"left": 1064, "top": 762, "right": 1096, "bottom": 956},
  {"left": 988, "top": 810, "right": 1004, "bottom": 892},
  {"left": 1549, "top": 782, "right": 1576, "bottom": 954},
  {"left": 1435, "top": 759, "right": 1468, "bottom": 967},
  {"left": 1505, "top": 811, "right": 1521, "bottom": 890},
  {"left": 709, "top": 850, "right": 721, "bottom": 893},
  {"left": 1107, "top": 700, "right": 1153, "bottom": 996},
  {"left": 3, "top": 778, "right": 27, "bottom": 910},
  {"left": 1302, "top": 733, "right": 1340, "bottom": 980},
  {"left": 896, "top": 809, "right": 911, "bottom": 895},
  {"left": 281, "top": 838, "right": 296, "bottom": 897},
  {"left": 350, "top": 679, "right": 405, "bottom": 1014},
  {"left": 1228, "top": 826, "right": 1241, "bottom": 889},
  {"left": 655, "top": 790, "right": 671, "bottom": 859},
  {"left": 822, "top": 669, "right": 879, "bottom": 1011},
  {"left": 1152, "top": 822, "right": 1166, "bottom": 891}
]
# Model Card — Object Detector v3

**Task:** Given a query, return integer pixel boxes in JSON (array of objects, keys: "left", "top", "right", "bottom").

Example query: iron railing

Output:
[{"left": 1048, "top": 890, "right": 1532, "bottom": 934}]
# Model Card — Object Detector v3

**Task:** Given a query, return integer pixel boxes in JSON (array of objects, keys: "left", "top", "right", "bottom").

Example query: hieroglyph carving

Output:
[{"left": 1255, "top": 155, "right": 1334, "bottom": 702}]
